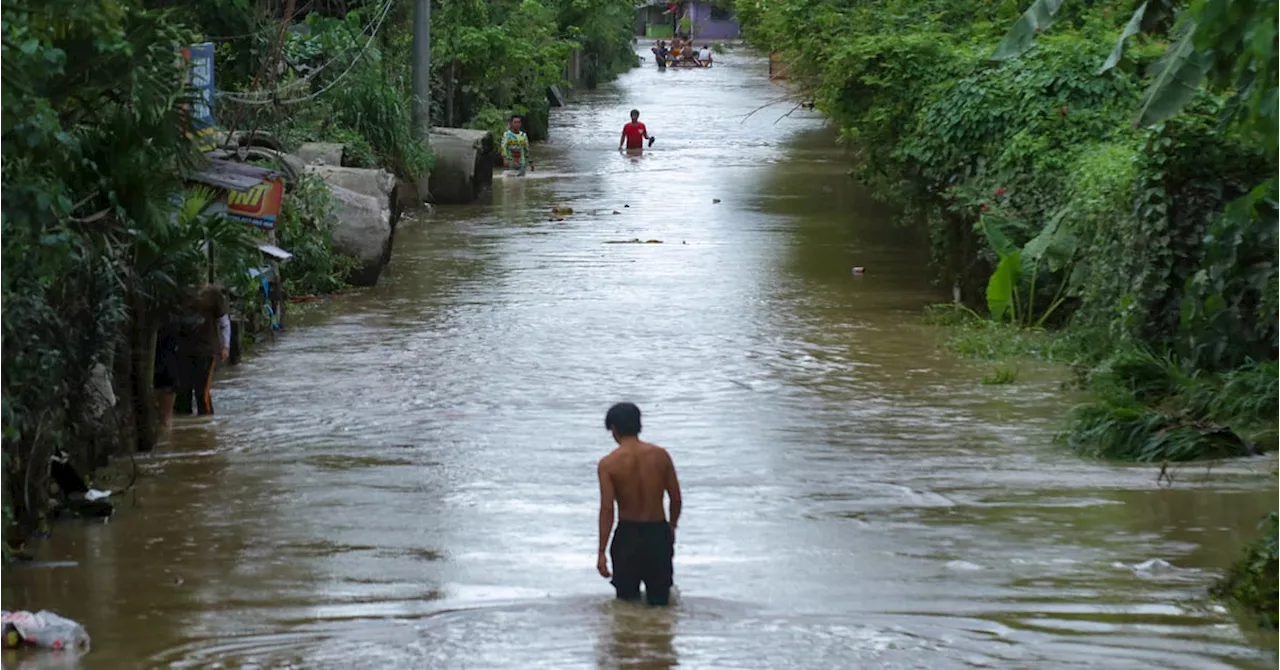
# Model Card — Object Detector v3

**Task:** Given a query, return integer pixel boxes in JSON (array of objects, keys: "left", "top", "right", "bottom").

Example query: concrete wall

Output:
[{"left": 689, "top": 3, "right": 739, "bottom": 40}]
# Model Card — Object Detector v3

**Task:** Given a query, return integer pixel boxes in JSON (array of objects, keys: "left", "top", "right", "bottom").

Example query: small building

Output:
[{"left": 636, "top": 2, "right": 739, "bottom": 41}]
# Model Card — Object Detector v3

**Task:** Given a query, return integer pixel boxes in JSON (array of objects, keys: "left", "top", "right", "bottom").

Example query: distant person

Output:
[
  {"left": 500, "top": 114, "right": 531, "bottom": 176},
  {"left": 596, "top": 402, "right": 682, "bottom": 606},
  {"left": 699, "top": 45, "right": 712, "bottom": 67},
  {"left": 619, "top": 109, "right": 653, "bottom": 153},
  {"left": 174, "top": 284, "right": 230, "bottom": 416},
  {"left": 652, "top": 40, "right": 668, "bottom": 69}
]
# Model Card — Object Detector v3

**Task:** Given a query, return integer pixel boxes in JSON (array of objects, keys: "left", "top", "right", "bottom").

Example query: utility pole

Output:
[{"left": 412, "top": 0, "right": 431, "bottom": 141}]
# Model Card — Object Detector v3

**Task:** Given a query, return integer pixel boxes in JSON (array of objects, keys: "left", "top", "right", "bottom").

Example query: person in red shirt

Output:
[{"left": 618, "top": 109, "right": 654, "bottom": 153}]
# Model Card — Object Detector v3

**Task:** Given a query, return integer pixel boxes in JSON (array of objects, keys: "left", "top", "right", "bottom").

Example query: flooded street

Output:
[{"left": 4, "top": 48, "right": 1277, "bottom": 669}]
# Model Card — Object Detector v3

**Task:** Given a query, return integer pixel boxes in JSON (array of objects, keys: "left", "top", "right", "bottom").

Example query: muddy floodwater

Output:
[{"left": 4, "top": 48, "right": 1277, "bottom": 669}]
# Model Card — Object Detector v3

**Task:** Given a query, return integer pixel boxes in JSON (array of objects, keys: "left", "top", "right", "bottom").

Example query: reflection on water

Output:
[
  {"left": 596, "top": 601, "right": 677, "bottom": 670},
  {"left": 2, "top": 47, "right": 1277, "bottom": 669}
]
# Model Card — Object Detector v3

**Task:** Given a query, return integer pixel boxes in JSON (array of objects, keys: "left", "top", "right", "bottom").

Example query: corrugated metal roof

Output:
[{"left": 189, "top": 155, "right": 282, "bottom": 191}]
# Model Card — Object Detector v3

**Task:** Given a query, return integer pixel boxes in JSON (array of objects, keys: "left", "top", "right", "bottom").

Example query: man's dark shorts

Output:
[
  {"left": 610, "top": 520, "right": 674, "bottom": 606},
  {"left": 153, "top": 351, "right": 179, "bottom": 391}
]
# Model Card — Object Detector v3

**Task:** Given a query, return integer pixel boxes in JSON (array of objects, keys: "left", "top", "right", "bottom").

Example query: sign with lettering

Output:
[
  {"left": 181, "top": 42, "right": 217, "bottom": 150},
  {"left": 226, "top": 178, "right": 284, "bottom": 229}
]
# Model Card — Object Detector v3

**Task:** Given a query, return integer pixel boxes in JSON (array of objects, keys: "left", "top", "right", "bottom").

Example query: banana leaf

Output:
[
  {"left": 987, "top": 250, "right": 1022, "bottom": 322},
  {"left": 990, "top": 0, "right": 1065, "bottom": 61},
  {"left": 977, "top": 214, "right": 1019, "bottom": 258},
  {"left": 1021, "top": 210, "right": 1076, "bottom": 272},
  {"left": 1134, "top": 21, "right": 1213, "bottom": 127},
  {"left": 1098, "top": 2, "right": 1147, "bottom": 74}
]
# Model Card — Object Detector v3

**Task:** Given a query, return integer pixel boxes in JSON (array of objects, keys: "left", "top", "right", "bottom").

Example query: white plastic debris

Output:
[
  {"left": 83, "top": 489, "right": 111, "bottom": 502},
  {"left": 2, "top": 610, "right": 91, "bottom": 651}
]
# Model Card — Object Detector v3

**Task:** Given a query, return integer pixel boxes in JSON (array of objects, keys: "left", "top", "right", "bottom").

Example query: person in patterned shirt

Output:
[{"left": 500, "top": 114, "right": 531, "bottom": 176}]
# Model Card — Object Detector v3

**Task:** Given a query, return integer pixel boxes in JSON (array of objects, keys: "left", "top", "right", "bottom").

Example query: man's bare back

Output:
[
  {"left": 599, "top": 440, "right": 679, "bottom": 523},
  {"left": 597, "top": 403, "right": 682, "bottom": 605}
]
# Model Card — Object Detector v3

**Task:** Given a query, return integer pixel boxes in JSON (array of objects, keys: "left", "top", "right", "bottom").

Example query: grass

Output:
[
  {"left": 982, "top": 363, "right": 1020, "bottom": 385},
  {"left": 923, "top": 303, "right": 1096, "bottom": 363},
  {"left": 1212, "top": 513, "right": 1279, "bottom": 630},
  {"left": 1060, "top": 350, "right": 1276, "bottom": 462},
  {"left": 924, "top": 303, "right": 1277, "bottom": 462}
]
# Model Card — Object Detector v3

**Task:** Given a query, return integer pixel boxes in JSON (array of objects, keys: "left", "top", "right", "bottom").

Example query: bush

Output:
[
  {"left": 275, "top": 174, "right": 358, "bottom": 296},
  {"left": 1212, "top": 513, "right": 1279, "bottom": 630}
]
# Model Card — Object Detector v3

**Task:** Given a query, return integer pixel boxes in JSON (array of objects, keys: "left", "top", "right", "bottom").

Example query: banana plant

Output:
[
  {"left": 1098, "top": 1, "right": 1148, "bottom": 74},
  {"left": 1132, "top": 20, "right": 1214, "bottom": 127},
  {"left": 988, "top": 0, "right": 1215, "bottom": 129},
  {"left": 989, "top": 0, "right": 1065, "bottom": 61}
]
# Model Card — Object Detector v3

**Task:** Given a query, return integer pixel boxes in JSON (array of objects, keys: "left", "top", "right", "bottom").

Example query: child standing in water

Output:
[{"left": 500, "top": 114, "right": 531, "bottom": 176}]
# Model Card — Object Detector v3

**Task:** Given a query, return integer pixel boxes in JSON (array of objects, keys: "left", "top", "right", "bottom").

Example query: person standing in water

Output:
[
  {"left": 500, "top": 114, "right": 531, "bottom": 176},
  {"left": 596, "top": 402, "right": 682, "bottom": 606},
  {"left": 618, "top": 109, "right": 653, "bottom": 153},
  {"left": 174, "top": 284, "right": 230, "bottom": 416}
]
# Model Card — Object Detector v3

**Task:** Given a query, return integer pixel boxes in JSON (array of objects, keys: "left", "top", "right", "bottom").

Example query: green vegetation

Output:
[
  {"left": 735, "top": 0, "right": 1276, "bottom": 624},
  {"left": 1212, "top": 513, "right": 1279, "bottom": 630},
  {"left": 1, "top": 0, "right": 260, "bottom": 545},
  {"left": 1, "top": 0, "right": 639, "bottom": 554},
  {"left": 275, "top": 174, "right": 359, "bottom": 297},
  {"left": 736, "top": 0, "right": 1275, "bottom": 459}
]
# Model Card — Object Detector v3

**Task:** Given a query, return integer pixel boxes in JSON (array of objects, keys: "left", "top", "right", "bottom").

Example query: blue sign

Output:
[
  {"left": 184, "top": 42, "right": 216, "bottom": 147},
  {"left": 185, "top": 42, "right": 215, "bottom": 131}
]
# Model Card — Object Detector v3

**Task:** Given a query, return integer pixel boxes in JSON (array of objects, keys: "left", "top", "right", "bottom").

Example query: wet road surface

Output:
[{"left": 3, "top": 47, "right": 1277, "bottom": 669}]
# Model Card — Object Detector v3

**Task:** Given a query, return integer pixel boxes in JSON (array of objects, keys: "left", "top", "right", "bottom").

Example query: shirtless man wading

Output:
[{"left": 596, "top": 402, "right": 682, "bottom": 605}]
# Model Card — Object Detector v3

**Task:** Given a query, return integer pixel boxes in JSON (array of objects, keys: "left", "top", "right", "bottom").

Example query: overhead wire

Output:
[{"left": 216, "top": 0, "right": 394, "bottom": 107}]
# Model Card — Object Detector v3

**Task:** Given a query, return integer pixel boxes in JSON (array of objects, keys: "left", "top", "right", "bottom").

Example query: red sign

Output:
[{"left": 227, "top": 178, "right": 284, "bottom": 229}]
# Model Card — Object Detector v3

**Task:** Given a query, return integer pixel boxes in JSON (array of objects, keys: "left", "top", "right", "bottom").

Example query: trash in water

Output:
[
  {"left": 852, "top": 267, "right": 866, "bottom": 275},
  {"left": 1118, "top": 558, "right": 1176, "bottom": 574},
  {"left": 605, "top": 239, "right": 663, "bottom": 244},
  {"left": 612, "top": 210, "right": 621, "bottom": 215},
  {"left": 551, "top": 206, "right": 573, "bottom": 216},
  {"left": 2, "top": 610, "right": 90, "bottom": 652},
  {"left": 83, "top": 489, "right": 110, "bottom": 502},
  {"left": 712, "top": 198, "right": 721, "bottom": 204}
]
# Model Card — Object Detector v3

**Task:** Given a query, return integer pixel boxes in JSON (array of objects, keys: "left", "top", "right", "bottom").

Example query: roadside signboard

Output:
[
  {"left": 226, "top": 178, "right": 284, "bottom": 230},
  {"left": 181, "top": 42, "right": 217, "bottom": 150}
]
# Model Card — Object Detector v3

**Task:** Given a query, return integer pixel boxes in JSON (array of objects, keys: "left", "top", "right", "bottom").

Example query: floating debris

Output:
[
  {"left": 1117, "top": 558, "right": 1177, "bottom": 575},
  {"left": 612, "top": 210, "right": 621, "bottom": 215},
  {"left": 712, "top": 198, "right": 721, "bottom": 204},
  {"left": 605, "top": 239, "right": 664, "bottom": 244},
  {"left": 551, "top": 206, "right": 573, "bottom": 216},
  {"left": 852, "top": 267, "right": 866, "bottom": 275}
]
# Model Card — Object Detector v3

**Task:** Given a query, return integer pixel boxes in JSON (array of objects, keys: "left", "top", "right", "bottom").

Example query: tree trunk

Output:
[
  {"left": 130, "top": 295, "right": 158, "bottom": 453},
  {"left": 446, "top": 60, "right": 456, "bottom": 127}
]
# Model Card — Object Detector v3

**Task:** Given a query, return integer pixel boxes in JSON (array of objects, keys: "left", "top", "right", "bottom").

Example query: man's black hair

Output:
[
  {"left": 510, "top": 114, "right": 521, "bottom": 122},
  {"left": 629, "top": 109, "right": 640, "bottom": 118},
  {"left": 605, "top": 402, "right": 642, "bottom": 437}
]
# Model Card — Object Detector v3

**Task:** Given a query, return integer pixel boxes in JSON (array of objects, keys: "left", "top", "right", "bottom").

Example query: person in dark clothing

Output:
[
  {"left": 596, "top": 403, "right": 683, "bottom": 606},
  {"left": 154, "top": 312, "right": 182, "bottom": 429},
  {"left": 174, "top": 284, "right": 230, "bottom": 416}
]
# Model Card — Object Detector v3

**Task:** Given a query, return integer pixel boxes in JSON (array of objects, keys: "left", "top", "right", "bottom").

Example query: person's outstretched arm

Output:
[{"left": 618, "top": 129, "right": 627, "bottom": 151}]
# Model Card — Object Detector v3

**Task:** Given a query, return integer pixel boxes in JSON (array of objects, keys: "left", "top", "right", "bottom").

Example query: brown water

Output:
[{"left": 4, "top": 48, "right": 1277, "bottom": 670}]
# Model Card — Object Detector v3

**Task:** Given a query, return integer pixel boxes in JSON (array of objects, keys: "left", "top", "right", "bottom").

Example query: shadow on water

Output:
[{"left": 3, "top": 47, "right": 1276, "bottom": 669}]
